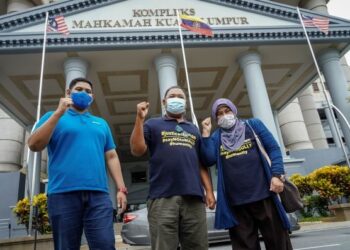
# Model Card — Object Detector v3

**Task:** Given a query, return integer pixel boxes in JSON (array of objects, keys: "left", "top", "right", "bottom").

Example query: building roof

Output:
[{"left": 0, "top": 0, "right": 349, "bottom": 51}]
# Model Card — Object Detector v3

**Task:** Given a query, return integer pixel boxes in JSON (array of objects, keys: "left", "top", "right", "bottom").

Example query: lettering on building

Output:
[{"left": 71, "top": 8, "right": 250, "bottom": 30}]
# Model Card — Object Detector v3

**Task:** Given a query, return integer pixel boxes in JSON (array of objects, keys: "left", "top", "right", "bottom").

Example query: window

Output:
[{"left": 312, "top": 82, "right": 320, "bottom": 92}]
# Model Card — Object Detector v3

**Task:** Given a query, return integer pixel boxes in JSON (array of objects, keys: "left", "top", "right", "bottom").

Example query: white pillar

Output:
[
  {"left": 27, "top": 150, "right": 42, "bottom": 196},
  {"left": 296, "top": 0, "right": 329, "bottom": 150},
  {"left": 63, "top": 57, "right": 89, "bottom": 89},
  {"left": 154, "top": 54, "right": 178, "bottom": 101},
  {"left": 318, "top": 48, "right": 350, "bottom": 148},
  {"left": 7, "top": 0, "right": 33, "bottom": 13},
  {"left": 300, "top": 0, "right": 328, "bottom": 14},
  {"left": 237, "top": 51, "right": 279, "bottom": 143},
  {"left": 0, "top": 109, "right": 25, "bottom": 172},
  {"left": 298, "top": 87, "right": 328, "bottom": 149},
  {"left": 273, "top": 110, "right": 287, "bottom": 156},
  {"left": 278, "top": 99, "right": 313, "bottom": 151}
]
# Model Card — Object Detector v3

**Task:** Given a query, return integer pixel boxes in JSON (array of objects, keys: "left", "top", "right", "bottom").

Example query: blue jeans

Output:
[{"left": 47, "top": 191, "right": 115, "bottom": 250}]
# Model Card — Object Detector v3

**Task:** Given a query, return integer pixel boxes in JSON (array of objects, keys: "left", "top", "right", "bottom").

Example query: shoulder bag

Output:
[{"left": 247, "top": 123, "right": 303, "bottom": 213}]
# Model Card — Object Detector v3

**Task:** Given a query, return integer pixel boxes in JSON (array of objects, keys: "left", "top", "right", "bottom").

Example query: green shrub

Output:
[
  {"left": 290, "top": 173, "right": 313, "bottom": 197},
  {"left": 301, "top": 195, "right": 329, "bottom": 217},
  {"left": 13, "top": 193, "right": 51, "bottom": 234},
  {"left": 289, "top": 165, "right": 350, "bottom": 218},
  {"left": 309, "top": 165, "right": 349, "bottom": 200}
]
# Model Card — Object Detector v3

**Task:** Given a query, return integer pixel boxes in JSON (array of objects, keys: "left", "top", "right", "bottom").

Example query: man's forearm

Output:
[
  {"left": 200, "top": 165, "right": 213, "bottom": 193},
  {"left": 28, "top": 112, "right": 62, "bottom": 151},
  {"left": 130, "top": 116, "right": 147, "bottom": 156},
  {"left": 107, "top": 153, "right": 126, "bottom": 189}
]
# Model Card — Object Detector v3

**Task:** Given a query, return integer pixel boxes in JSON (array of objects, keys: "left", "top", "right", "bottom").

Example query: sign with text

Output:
[{"left": 16, "top": 0, "right": 294, "bottom": 33}]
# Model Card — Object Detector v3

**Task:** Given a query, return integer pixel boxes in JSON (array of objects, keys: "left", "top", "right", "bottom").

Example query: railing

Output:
[{"left": 0, "top": 218, "right": 11, "bottom": 238}]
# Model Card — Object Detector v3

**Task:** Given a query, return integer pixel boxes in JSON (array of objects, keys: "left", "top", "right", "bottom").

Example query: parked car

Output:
[{"left": 121, "top": 205, "right": 300, "bottom": 245}]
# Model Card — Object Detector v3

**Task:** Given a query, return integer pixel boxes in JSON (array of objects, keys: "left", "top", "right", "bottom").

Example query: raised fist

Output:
[
  {"left": 56, "top": 97, "right": 73, "bottom": 116},
  {"left": 136, "top": 101, "right": 149, "bottom": 120},
  {"left": 201, "top": 117, "right": 212, "bottom": 137}
]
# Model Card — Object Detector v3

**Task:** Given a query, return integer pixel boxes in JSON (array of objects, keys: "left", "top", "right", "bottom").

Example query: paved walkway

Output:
[
  {"left": 81, "top": 221, "right": 350, "bottom": 250},
  {"left": 295, "top": 220, "right": 350, "bottom": 233}
]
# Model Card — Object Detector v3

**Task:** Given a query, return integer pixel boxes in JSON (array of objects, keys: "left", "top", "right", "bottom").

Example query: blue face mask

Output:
[
  {"left": 71, "top": 92, "right": 93, "bottom": 110},
  {"left": 166, "top": 97, "right": 186, "bottom": 115}
]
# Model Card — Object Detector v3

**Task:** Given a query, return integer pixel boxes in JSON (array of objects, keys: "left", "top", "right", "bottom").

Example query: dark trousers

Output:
[
  {"left": 229, "top": 197, "right": 293, "bottom": 250},
  {"left": 48, "top": 191, "right": 115, "bottom": 250},
  {"left": 147, "top": 195, "right": 208, "bottom": 250}
]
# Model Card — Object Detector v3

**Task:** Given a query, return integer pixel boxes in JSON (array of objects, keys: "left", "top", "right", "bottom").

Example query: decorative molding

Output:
[{"left": 0, "top": 0, "right": 349, "bottom": 51}]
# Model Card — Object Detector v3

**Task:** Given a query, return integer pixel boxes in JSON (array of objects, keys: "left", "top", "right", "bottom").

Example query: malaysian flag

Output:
[
  {"left": 180, "top": 14, "right": 213, "bottom": 37},
  {"left": 47, "top": 15, "right": 70, "bottom": 36},
  {"left": 301, "top": 14, "right": 329, "bottom": 35}
]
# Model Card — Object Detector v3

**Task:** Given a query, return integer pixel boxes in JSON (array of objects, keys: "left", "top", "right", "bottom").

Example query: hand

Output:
[
  {"left": 270, "top": 177, "right": 284, "bottom": 193},
  {"left": 55, "top": 97, "right": 73, "bottom": 116},
  {"left": 205, "top": 191, "right": 216, "bottom": 210},
  {"left": 117, "top": 192, "right": 127, "bottom": 214},
  {"left": 201, "top": 117, "right": 212, "bottom": 137},
  {"left": 136, "top": 101, "right": 149, "bottom": 120}
]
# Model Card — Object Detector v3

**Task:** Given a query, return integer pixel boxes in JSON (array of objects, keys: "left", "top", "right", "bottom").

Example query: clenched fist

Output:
[
  {"left": 201, "top": 117, "right": 212, "bottom": 137},
  {"left": 137, "top": 101, "right": 149, "bottom": 120},
  {"left": 55, "top": 97, "right": 73, "bottom": 116}
]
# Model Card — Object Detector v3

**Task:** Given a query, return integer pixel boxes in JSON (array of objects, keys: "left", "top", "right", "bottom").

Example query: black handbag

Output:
[
  {"left": 247, "top": 122, "right": 303, "bottom": 213},
  {"left": 279, "top": 178, "right": 304, "bottom": 213}
]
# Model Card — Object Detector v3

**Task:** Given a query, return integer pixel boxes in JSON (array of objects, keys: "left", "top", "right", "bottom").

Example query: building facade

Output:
[{"left": 1, "top": 0, "right": 350, "bottom": 238}]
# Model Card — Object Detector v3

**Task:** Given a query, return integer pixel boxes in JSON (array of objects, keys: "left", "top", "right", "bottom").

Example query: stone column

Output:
[
  {"left": 237, "top": 51, "right": 279, "bottom": 143},
  {"left": 26, "top": 148, "right": 42, "bottom": 196},
  {"left": 297, "top": 0, "right": 329, "bottom": 149},
  {"left": 7, "top": 0, "right": 33, "bottom": 13},
  {"left": 300, "top": 0, "right": 328, "bottom": 14},
  {"left": 278, "top": 99, "right": 313, "bottom": 151},
  {"left": 298, "top": 87, "right": 328, "bottom": 149},
  {"left": 273, "top": 110, "right": 287, "bottom": 156},
  {"left": 0, "top": 109, "right": 25, "bottom": 172},
  {"left": 154, "top": 54, "right": 178, "bottom": 101},
  {"left": 63, "top": 57, "right": 89, "bottom": 89},
  {"left": 318, "top": 48, "right": 350, "bottom": 148}
]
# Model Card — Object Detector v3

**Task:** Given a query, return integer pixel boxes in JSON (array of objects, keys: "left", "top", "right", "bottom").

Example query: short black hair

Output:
[
  {"left": 163, "top": 86, "right": 186, "bottom": 98},
  {"left": 68, "top": 77, "right": 93, "bottom": 90}
]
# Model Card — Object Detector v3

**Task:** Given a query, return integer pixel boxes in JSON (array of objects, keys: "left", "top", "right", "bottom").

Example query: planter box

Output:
[
  {"left": 328, "top": 203, "right": 350, "bottom": 221},
  {"left": 0, "top": 234, "right": 53, "bottom": 250}
]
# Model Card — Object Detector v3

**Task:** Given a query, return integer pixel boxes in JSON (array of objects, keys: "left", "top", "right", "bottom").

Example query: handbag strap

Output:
[
  {"left": 246, "top": 121, "right": 271, "bottom": 167},
  {"left": 246, "top": 121, "right": 283, "bottom": 202}
]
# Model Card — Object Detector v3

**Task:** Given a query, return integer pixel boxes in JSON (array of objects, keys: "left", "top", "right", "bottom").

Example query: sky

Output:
[{"left": 327, "top": 0, "right": 350, "bottom": 63}]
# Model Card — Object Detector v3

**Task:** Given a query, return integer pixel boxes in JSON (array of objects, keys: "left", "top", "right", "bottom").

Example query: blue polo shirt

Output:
[
  {"left": 144, "top": 117, "right": 204, "bottom": 200},
  {"left": 221, "top": 127, "right": 270, "bottom": 206},
  {"left": 34, "top": 109, "right": 116, "bottom": 194}
]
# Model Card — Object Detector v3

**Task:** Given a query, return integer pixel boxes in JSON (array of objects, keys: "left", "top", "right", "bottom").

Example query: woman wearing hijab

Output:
[{"left": 200, "top": 98, "right": 293, "bottom": 250}]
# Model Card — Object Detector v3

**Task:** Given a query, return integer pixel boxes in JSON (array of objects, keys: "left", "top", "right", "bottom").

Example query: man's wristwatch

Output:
[
  {"left": 272, "top": 174, "right": 286, "bottom": 182},
  {"left": 118, "top": 187, "right": 128, "bottom": 195}
]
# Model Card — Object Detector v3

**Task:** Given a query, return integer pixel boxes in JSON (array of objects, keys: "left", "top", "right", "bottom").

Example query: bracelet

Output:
[{"left": 118, "top": 187, "right": 128, "bottom": 195}]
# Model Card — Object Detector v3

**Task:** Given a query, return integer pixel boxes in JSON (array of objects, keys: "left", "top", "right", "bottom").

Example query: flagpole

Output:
[
  {"left": 28, "top": 11, "right": 49, "bottom": 236},
  {"left": 176, "top": 10, "right": 199, "bottom": 128},
  {"left": 297, "top": 7, "right": 350, "bottom": 167}
]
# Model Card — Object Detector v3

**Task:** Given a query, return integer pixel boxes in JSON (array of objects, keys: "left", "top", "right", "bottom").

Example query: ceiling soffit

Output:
[{"left": 0, "top": 42, "right": 326, "bottom": 163}]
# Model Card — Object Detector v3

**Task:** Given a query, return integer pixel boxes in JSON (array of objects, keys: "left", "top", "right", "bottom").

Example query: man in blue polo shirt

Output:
[
  {"left": 28, "top": 77, "right": 127, "bottom": 250},
  {"left": 130, "top": 86, "right": 215, "bottom": 250}
]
